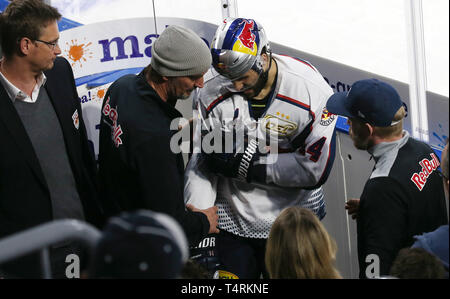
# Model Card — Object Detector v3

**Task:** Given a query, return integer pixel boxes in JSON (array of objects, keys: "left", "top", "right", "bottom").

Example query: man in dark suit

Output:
[{"left": 0, "top": 0, "right": 103, "bottom": 278}]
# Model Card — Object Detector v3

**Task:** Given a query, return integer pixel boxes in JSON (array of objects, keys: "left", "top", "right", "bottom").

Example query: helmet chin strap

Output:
[{"left": 247, "top": 52, "right": 273, "bottom": 98}]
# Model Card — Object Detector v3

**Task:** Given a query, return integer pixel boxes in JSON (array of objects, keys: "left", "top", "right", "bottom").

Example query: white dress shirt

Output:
[{"left": 0, "top": 65, "right": 47, "bottom": 103}]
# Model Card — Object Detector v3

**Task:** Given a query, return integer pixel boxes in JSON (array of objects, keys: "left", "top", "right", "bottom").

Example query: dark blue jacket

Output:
[
  {"left": 357, "top": 133, "right": 448, "bottom": 278},
  {"left": 98, "top": 69, "right": 209, "bottom": 246}
]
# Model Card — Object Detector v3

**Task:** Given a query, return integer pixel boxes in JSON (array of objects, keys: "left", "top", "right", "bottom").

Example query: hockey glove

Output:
[{"left": 204, "top": 136, "right": 267, "bottom": 183}]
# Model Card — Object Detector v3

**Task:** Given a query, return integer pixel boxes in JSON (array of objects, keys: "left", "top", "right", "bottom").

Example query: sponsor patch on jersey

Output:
[
  {"left": 410, "top": 153, "right": 440, "bottom": 191},
  {"left": 320, "top": 108, "right": 336, "bottom": 126},
  {"left": 72, "top": 109, "right": 79, "bottom": 130},
  {"left": 262, "top": 114, "right": 298, "bottom": 136}
]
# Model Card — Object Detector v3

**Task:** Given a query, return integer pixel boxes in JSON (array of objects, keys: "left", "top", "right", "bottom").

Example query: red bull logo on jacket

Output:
[
  {"left": 410, "top": 153, "right": 440, "bottom": 191},
  {"left": 102, "top": 96, "right": 123, "bottom": 148}
]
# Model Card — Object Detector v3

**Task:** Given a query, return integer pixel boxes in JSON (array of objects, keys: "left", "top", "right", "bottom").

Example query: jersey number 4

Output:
[{"left": 306, "top": 137, "right": 326, "bottom": 162}]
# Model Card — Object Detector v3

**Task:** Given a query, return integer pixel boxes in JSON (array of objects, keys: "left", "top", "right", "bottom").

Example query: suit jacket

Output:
[{"left": 0, "top": 57, "right": 104, "bottom": 277}]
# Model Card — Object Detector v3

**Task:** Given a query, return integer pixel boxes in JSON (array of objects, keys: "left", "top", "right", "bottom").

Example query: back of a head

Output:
[
  {"left": 210, "top": 17, "right": 271, "bottom": 80},
  {"left": 0, "top": 0, "right": 61, "bottom": 58},
  {"left": 150, "top": 25, "right": 212, "bottom": 77},
  {"left": 390, "top": 247, "right": 446, "bottom": 279},
  {"left": 180, "top": 259, "right": 211, "bottom": 279},
  {"left": 265, "top": 207, "right": 341, "bottom": 279},
  {"left": 326, "top": 78, "right": 407, "bottom": 138},
  {"left": 89, "top": 210, "right": 189, "bottom": 279}
]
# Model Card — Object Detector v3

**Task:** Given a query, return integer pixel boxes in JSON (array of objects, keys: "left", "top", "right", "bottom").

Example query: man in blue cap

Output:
[{"left": 326, "top": 78, "right": 448, "bottom": 278}]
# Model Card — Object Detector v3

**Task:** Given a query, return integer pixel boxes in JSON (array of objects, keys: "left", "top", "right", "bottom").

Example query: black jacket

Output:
[
  {"left": 0, "top": 57, "right": 104, "bottom": 277},
  {"left": 357, "top": 132, "right": 448, "bottom": 278},
  {"left": 98, "top": 70, "right": 209, "bottom": 245}
]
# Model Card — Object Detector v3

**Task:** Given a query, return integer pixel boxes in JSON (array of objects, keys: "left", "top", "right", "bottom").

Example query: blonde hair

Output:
[
  {"left": 265, "top": 207, "right": 341, "bottom": 279},
  {"left": 373, "top": 106, "right": 406, "bottom": 138}
]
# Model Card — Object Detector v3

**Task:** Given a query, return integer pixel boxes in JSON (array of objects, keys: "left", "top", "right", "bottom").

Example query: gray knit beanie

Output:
[{"left": 151, "top": 25, "right": 212, "bottom": 77}]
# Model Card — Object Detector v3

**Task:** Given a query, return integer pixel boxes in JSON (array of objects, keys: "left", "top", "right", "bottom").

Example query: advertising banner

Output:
[
  {"left": 59, "top": 17, "right": 218, "bottom": 79},
  {"left": 68, "top": 17, "right": 447, "bottom": 158}
]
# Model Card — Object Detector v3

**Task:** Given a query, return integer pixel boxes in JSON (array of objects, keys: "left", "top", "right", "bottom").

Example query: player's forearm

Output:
[{"left": 264, "top": 153, "right": 325, "bottom": 188}]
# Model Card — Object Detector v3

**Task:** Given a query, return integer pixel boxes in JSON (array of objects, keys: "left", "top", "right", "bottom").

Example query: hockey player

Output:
[{"left": 184, "top": 18, "right": 337, "bottom": 278}]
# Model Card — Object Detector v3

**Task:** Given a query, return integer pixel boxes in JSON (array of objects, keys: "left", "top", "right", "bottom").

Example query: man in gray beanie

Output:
[
  {"left": 98, "top": 25, "right": 218, "bottom": 247},
  {"left": 151, "top": 25, "right": 212, "bottom": 78}
]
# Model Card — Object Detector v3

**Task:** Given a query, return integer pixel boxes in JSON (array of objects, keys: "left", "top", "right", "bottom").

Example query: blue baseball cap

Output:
[{"left": 326, "top": 79, "right": 404, "bottom": 127}]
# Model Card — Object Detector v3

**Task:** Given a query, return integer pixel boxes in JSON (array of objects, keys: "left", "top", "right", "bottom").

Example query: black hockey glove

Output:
[{"left": 203, "top": 135, "right": 267, "bottom": 183}]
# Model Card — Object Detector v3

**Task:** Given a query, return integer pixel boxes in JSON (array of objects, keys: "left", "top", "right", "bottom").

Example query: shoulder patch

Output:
[{"left": 320, "top": 107, "right": 336, "bottom": 126}]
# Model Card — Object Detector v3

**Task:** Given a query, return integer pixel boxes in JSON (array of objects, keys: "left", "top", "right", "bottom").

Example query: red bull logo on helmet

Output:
[
  {"left": 238, "top": 20, "right": 256, "bottom": 50},
  {"left": 232, "top": 19, "right": 258, "bottom": 56}
]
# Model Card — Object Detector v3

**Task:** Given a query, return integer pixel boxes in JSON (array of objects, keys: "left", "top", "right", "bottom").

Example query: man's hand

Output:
[
  {"left": 187, "top": 204, "right": 219, "bottom": 234},
  {"left": 345, "top": 198, "right": 360, "bottom": 220},
  {"left": 178, "top": 117, "right": 193, "bottom": 131}
]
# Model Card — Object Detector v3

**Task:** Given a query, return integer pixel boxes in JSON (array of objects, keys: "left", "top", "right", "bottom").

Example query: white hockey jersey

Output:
[{"left": 185, "top": 54, "right": 337, "bottom": 238}]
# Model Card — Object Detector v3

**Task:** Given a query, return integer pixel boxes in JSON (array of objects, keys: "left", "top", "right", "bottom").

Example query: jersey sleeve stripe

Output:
[
  {"left": 206, "top": 92, "right": 232, "bottom": 112},
  {"left": 278, "top": 54, "right": 317, "bottom": 72},
  {"left": 276, "top": 94, "right": 310, "bottom": 111}
]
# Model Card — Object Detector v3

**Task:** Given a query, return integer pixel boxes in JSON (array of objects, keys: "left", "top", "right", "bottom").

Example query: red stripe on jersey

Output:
[
  {"left": 279, "top": 54, "right": 316, "bottom": 72},
  {"left": 207, "top": 94, "right": 226, "bottom": 112},
  {"left": 276, "top": 94, "right": 310, "bottom": 111},
  {"left": 206, "top": 92, "right": 232, "bottom": 112}
]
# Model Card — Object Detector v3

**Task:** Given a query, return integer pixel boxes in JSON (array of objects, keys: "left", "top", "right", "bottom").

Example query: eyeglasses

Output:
[{"left": 35, "top": 39, "right": 59, "bottom": 50}]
